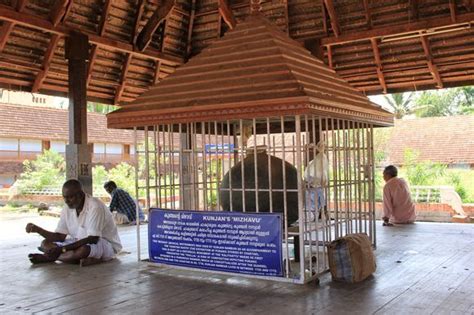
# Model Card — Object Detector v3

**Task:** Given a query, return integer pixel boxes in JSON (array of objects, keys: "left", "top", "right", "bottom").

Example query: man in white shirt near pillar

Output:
[{"left": 26, "top": 179, "right": 122, "bottom": 266}]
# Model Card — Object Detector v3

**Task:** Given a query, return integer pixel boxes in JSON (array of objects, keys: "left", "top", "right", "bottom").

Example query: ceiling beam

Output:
[
  {"left": 13, "top": 0, "right": 27, "bottom": 12},
  {"left": 153, "top": 60, "right": 161, "bottom": 84},
  {"left": 50, "top": 0, "right": 71, "bottom": 27},
  {"left": 132, "top": 0, "right": 146, "bottom": 45},
  {"left": 323, "top": 0, "right": 340, "bottom": 36},
  {"left": 186, "top": 0, "right": 196, "bottom": 59},
  {"left": 327, "top": 45, "right": 334, "bottom": 68},
  {"left": 99, "top": 0, "right": 112, "bottom": 36},
  {"left": 420, "top": 35, "right": 443, "bottom": 88},
  {"left": 32, "top": 33, "right": 60, "bottom": 92},
  {"left": 218, "top": 0, "right": 236, "bottom": 30},
  {"left": 136, "top": 0, "right": 175, "bottom": 51},
  {"left": 449, "top": 0, "right": 457, "bottom": 22},
  {"left": 370, "top": 38, "right": 387, "bottom": 93},
  {"left": 320, "top": 0, "right": 328, "bottom": 35},
  {"left": 363, "top": 0, "right": 372, "bottom": 28},
  {"left": 409, "top": 0, "right": 418, "bottom": 21},
  {"left": 0, "top": 21, "right": 14, "bottom": 52},
  {"left": 321, "top": 12, "right": 474, "bottom": 45},
  {"left": 115, "top": 53, "right": 132, "bottom": 104},
  {"left": 0, "top": 6, "right": 184, "bottom": 65}
]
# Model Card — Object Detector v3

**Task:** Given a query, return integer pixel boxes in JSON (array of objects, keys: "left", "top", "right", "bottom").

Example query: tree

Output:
[
  {"left": 15, "top": 150, "right": 66, "bottom": 193},
  {"left": 383, "top": 92, "right": 414, "bottom": 119},
  {"left": 414, "top": 86, "right": 473, "bottom": 117}
]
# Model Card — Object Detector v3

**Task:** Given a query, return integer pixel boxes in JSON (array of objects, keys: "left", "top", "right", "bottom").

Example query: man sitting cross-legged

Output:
[{"left": 26, "top": 179, "right": 122, "bottom": 266}]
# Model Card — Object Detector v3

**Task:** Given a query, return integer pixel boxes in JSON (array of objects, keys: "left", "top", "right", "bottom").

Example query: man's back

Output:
[
  {"left": 110, "top": 188, "right": 144, "bottom": 222},
  {"left": 383, "top": 177, "right": 416, "bottom": 224}
]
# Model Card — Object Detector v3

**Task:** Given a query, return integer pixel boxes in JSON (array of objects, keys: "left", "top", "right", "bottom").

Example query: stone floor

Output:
[{"left": 0, "top": 213, "right": 472, "bottom": 314}]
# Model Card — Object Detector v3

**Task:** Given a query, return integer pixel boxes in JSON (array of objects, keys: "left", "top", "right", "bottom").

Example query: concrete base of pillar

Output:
[{"left": 66, "top": 144, "right": 93, "bottom": 195}]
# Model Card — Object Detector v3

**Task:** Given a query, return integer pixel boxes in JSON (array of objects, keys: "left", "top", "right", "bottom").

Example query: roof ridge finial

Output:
[{"left": 249, "top": 0, "right": 263, "bottom": 15}]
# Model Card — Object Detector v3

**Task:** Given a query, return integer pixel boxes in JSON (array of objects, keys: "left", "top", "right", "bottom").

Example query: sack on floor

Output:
[{"left": 327, "top": 233, "right": 376, "bottom": 283}]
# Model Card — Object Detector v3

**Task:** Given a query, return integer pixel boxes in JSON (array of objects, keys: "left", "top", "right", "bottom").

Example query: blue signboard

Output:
[
  {"left": 204, "top": 143, "right": 234, "bottom": 154},
  {"left": 149, "top": 209, "right": 283, "bottom": 277}
]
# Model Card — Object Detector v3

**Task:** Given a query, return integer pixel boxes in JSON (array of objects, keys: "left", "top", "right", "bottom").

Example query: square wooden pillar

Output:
[{"left": 65, "top": 31, "right": 93, "bottom": 194}]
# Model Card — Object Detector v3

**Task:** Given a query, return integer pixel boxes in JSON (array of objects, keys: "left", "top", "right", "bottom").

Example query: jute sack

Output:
[{"left": 327, "top": 233, "right": 376, "bottom": 283}]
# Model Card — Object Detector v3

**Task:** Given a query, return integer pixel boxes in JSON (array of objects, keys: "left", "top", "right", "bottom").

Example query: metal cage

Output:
[{"left": 135, "top": 114, "right": 376, "bottom": 284}]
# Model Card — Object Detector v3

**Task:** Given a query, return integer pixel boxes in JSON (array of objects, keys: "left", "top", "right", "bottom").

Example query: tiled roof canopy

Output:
[
  {"left": 107, "top": 15, "right": 393, "bottom": 129},
  {"left": 0, "top": 103, "right": 136, "bottom": 144},
  {"left": 386, "top": 115, "right": 474, "bottom": 165}
]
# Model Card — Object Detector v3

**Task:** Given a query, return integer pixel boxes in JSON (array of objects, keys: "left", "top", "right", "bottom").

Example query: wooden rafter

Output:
[
  {"left": 449, "top": 0, "right": 457, "bottom": 22},
  {"left": 13, "top": 0, "right": 28, "bottom": 12},
  {"left": 420, "top": 36, "right": 443, "bottom": 88},
  {"left": 216, "top": 15, "right": 222, "bottom": 38},
  {"left": 186, "top": 0, "right": 196, "bottom": 58},
  {"left": 132, "top": 0, "right": 146, "bottom": 44},
  {"left": 86, "top": 45, "right": 98, "bottom": 88},
  {"left": 327, "top": 45, "right": 334, "bottom": 69},
  {"left": 32, "top": 34, "right": 60, "bottom": 92},
  {"left": 321, "top": 0, "right": 328, "bottom": 35},
  {"left": 283, "top": 0, "right": 289, "bottom": 34},
  {"left": 153, "top": 60, "right": 161, "bottom": 84},
  {"left": 0, "top": 21, "right": 14, "bottom": 52},
  {"left": 363, "top": 0, "right": 372, "bottom": 28},
  {"left": 50, "top": 0, "right": 71, "bottom": 27},
  {"left": 370, "top": 38, "right": 387, "bottom": 93},
  {"left": 321, "top": 12, "right": 474, "bottom": 45},
  {"left": 462, "top": 0, "right": 473, "bottom": 11},
  {"left": 218, "top": 0, "right": 236, "bottom": 30},
  {"left": 115, "top": 53, "right": 132, "bottom": 104},
  {"left": 136, "top": 0, "right": 175, "bottom": 51},
  {"left": 99, "top": 0, "right": 112, "bottom": 36},
  {"left": 323, "top": 0, "right": 340, "bottom": 37},
  {"left": 409, "top": 0, "right": 418, "bottom": 21},
  {"left": 0, "top": 6, "right": 183, "bottom": 65}
]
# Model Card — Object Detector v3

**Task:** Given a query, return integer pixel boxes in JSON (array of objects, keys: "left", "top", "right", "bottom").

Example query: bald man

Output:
[{"left": 26, "top": 179, "right": 122, "bottom": 266}]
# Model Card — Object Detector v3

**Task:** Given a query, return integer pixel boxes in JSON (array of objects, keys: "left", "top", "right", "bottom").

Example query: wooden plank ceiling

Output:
[{"left": 0, "top": 0, "right": 472, "bottom": 106}]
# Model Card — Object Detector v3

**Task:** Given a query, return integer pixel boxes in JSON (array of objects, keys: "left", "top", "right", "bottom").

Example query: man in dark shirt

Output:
[{"left": 104, "top": 181, "right": 145, "bottom": 224}]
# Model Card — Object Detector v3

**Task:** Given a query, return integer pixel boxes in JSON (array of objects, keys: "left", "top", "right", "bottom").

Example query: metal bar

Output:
[
  {"left": 133, "top": 127, "right": 141, "bottom": 261},
  {"left": 295, "top": 115, "right": 305, "bottom": 282},
  {"left": 201, "top": 122, "right": 208, "bottom": 210},
  {"left": 145, "top": 126, "right": 151, "bottom": 212},
  {"left": 280, "top": 116, "right": 289, "bottom": 278},
  {"left": 178, "top": 123, "right": 184, "bottom": 210},
  {"left": 156, "top": 125, "right": 162, "bottom": 208},
  {"left": 227, "top": 120, "right": 233, "bottom": 212},
  {"left": 239, "top": 119, "right": 246, "bottom": 212},
  {"left": 169, "top": 124, "right": 176, "bottom": 209},
  {"left": 253, "top": 118, "right": 259, "bottom": 213},
  {"left": 266, "top": 118, "right": 273, "bottom": 213}
]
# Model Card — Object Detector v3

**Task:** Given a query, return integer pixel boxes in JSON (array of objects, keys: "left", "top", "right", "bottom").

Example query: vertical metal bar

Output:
[
  {"left": 227, "top": 120, "right": 233, "bottom": 212},
  {"left": 295, "top": 115, "right": 305, "bottom": 282},
  {"left": 145, "top": 126, "right": 151, "bottom": 212},
  {"left": 133, "top": 127, "right": 140, "bottom": 261},
  {"left": 253, "top": 118, "right": 259, "bottom": 213},
  {"left": 318, "top": 115, "right": 326, "bottom": 272},
  {"left": 201, "top": 122, "right": 208, "bottom": 210},
  {"left": 356, "top": 121, "right": 362, "bottom": 233},
  {"left": 266, "top": 118, "right": 273, "bottom": 213},
  {"left": 361, "top": 123, "right": 367, "bottom": 235},
  {"left": 153, "top": 126, "right": 158, "bottom": 208},
  {"left": 169, "top": 124, "right": 176, "bottom": 209},
  {"left": 216, "top": 121, "right": 221, "bottom": 210},
  {"left": 178, "top": 123, "right": 184, "bottom": 210},
  {"left": 239, "top": 119, "right": 246, "bottom": 212},
  {"left": 280, "top": 116, "right": 289, "bottom": 277},
  {"left": 369, "top": 124, "right": 376, "bottom": 247}
]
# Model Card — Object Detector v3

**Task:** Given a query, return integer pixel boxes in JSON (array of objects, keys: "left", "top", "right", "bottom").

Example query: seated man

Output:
[
  {"left": 382, "top": 165, "right": 416, "bottom": 226},
  {"left": 26, "top": 179, "right": 122, "bottom": 265},
  {"left": 103, "top": 181, "right": 145, "bottom": 225}
]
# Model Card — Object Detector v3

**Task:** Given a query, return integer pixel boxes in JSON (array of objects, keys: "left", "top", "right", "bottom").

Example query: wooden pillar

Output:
[{"left": 65, "top": 31, "right": 93, "bottom": 194}]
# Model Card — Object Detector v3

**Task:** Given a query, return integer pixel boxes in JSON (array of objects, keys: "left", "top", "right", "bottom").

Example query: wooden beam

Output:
[
  {"left": 136, "top": 0, "right": 175, "bottom": 51},
  {"left": 99, "top": 0, "right": 112, "bottom": 36},
  {"left": 114, "top": 53, "right": 132, "bottom": 104},
  {"left": 327, "top": 44, "right": 334, "bottom": 69},
  {"left": 370, "top": 38, "right": 387, "bottom": 93},
  {"left": 218, "top": 0, "right": 236, "bottom": 30},
  {"left": 363, "top": 0, "right": 372, "bottom": 28},
  {"left": 323, "top": 0, "right": 340, "bottom": 36},
  {"left": 86, "top": 44, "right": 98, "bottom": 88},
  {"left": 13, "top": 0, "right": 27, "bottom": 12},
  {"left": 50, "top": 0, "right": 71, "bottom": 27},
  {"left": 186, "top": 0, "right": 196, "bottom": 59},
  {"left": 153, "top": 60, "right": 161, "bottom": 84},
  {"left": 284, "top": 0, "right": 290, "bottom": 34},
  {"left": 0, "top": 21, "right": 14, "bottom": 52},
  {"left": 449, "top": 0, "right": 457, "bottom": 22},
  {"left": 32, "top": 34, "right": 60, "bottom": 92},
  {"left": 409, "top": 0, "right": 418, "bottom": 21},
  {"left": 321, "top": 12, "right": 474, "bottom": 45},
  {"left": 0, "top": 6, "right": 184, "bottom": 65},
  {"left": 420, "top": 35, "right": 443, "bottom": 88},
  {"left": 132, "top": 0, "right": 146, "bottom": 44},
  {"left": 320, "top": 0, "right": 328, "bottom": 35},
  {"left": 216, "top": 15, "right": 222, "bottom": 38}
]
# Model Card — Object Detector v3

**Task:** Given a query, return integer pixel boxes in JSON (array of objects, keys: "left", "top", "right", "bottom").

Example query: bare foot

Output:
[
  {"left": 383, "top": 222, "right": 394, "bottom": 227},
  {"left": 28, "top": 253, "right": 55, "bottom": 264},
  {"left": 79, "top": 257, "right": 104, "bottom": 267}
]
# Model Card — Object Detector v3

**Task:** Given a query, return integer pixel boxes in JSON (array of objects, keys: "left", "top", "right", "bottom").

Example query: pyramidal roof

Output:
[{"left": 107, "top": 15, "right": 393, "bottom": 129}]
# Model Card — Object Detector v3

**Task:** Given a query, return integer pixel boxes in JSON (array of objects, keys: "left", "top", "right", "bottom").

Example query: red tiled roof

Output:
[
  {"left": 386, "top": 115, "right": 474, "bottom": 165},
  {"left": 0, "top": 103, "right": 136, "bottom": 144}
]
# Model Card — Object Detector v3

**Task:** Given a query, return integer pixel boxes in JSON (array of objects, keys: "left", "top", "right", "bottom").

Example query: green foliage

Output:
[
  {"left": 414, "top": 87, "right": 474, "bottom": 118},
  {"left": 403, "top": 148, "right": 446, "bottom": 185},
  {"left": 87, "top": 102, "right": 119, "bottom": 114},
  {"left": 383, "top": 92, "right": 414, "bottom": 119},
  {"left": 92, "top": 165, "right": 109, "bottom": 196},
  {"left": 15, "top": 150, "right": 66, "bottom": 193},
  {"left": 447, "top": 172, "right": 467, "bottom": 201},
  {"left": 107, "top": 162, "right": 137, "bottom": 196}
]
